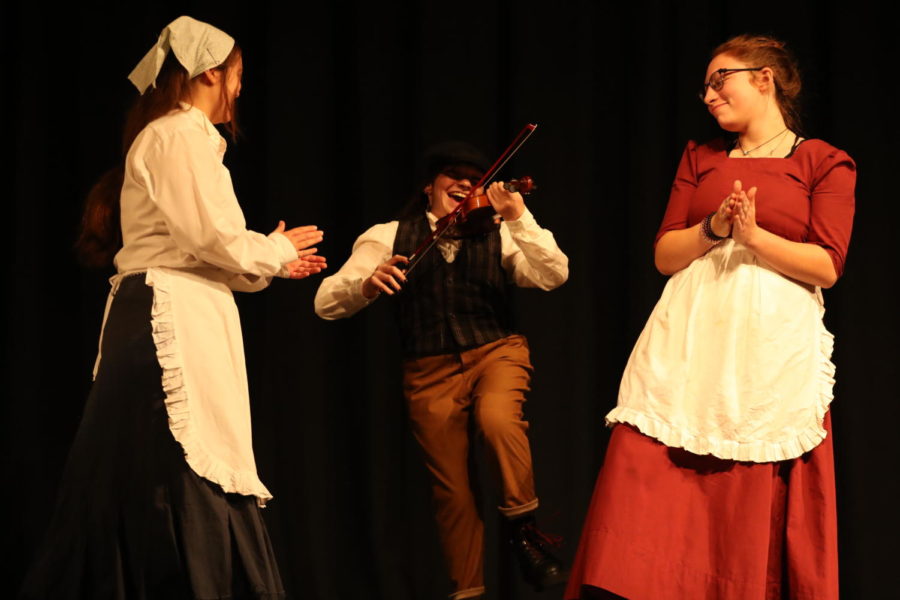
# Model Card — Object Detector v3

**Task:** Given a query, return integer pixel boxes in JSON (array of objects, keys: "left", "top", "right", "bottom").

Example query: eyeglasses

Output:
[
  {"left": 442, "top": 166, "right": 484, "bottom": 184},
  {"left": 699, "top": 67, "right": 763, "bottom": 100}
]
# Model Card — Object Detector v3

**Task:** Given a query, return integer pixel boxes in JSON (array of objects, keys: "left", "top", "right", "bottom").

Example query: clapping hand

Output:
[
  {"left": 272, "top": 221, "right": 327, "bottom": 279},
  {"left": 731, "top": 182, "right": 760, "bottom": 246},
  {"left": 709, "top": 180, "right": 742, "bottom": 237},
  {"left": 284, "top": 255, "right": 328, "bottom": 279}
]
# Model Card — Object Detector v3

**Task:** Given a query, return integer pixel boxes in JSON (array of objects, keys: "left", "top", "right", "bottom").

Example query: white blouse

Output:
[
  {"left": 97, "top": 105, "right": 296, "bottom": 506},
  {"left": 314, "top": 209, "right": 569, "bottom": 320},
  {"left": 115, "top": 104, "right": 295, "bottom": 283}
]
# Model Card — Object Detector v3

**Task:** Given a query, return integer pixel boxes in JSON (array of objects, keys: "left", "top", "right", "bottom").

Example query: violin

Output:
[
  {"left": 405, "top": 123, "right": 539, "bottom": 276},
  {"left": 439, "top": 176, "right": 538, "bottom": 239}
]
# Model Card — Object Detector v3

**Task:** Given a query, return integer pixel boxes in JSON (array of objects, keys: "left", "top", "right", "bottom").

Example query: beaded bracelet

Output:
[{"left": 701, "top": 211, "right": 727, "bottom": 244}]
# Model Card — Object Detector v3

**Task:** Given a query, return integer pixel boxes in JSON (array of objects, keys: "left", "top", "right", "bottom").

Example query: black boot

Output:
[{"left": 508, "top": 514, "right": 568, "bottom": 591}]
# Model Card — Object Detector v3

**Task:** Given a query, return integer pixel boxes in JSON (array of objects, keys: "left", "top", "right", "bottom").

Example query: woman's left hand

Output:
[
  {"left": 486, "top": 181, "right": 525, "bottom": 221},
  {"left": 284, "top": 255, "right": 328, "bottom": 279},
  {"left": 732, "top": 186, "right": 760, "bottom": 246}
]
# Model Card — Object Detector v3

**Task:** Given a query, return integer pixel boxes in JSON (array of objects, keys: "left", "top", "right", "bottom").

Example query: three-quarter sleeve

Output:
[
  {"left": 655, "top": 141, "right": 700, "bottom": 246},
  {"left": 805, "top": 150, "right": 856, "bottom": 279}
]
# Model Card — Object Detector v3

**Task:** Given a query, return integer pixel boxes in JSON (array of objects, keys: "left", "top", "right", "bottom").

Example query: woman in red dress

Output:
[{"left": 566, "top": 35, "right": 855, "bottom": 600}]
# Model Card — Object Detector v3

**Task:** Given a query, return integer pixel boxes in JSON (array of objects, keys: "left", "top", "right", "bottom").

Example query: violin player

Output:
[{"left": 314, "top": 141, "right": 569, "bottom": 599}]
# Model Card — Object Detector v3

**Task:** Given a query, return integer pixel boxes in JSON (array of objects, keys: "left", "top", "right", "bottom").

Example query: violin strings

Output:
[{"left": 404, "top": 123, "right": 539, "bottom": 278}]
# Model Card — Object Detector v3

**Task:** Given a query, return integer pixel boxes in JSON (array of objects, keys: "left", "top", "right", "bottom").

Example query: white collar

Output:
[{"left": 177, "top": 102, "right": 226, "bottom": 156}]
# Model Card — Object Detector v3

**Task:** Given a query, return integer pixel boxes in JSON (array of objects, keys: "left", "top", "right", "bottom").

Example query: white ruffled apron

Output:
[
  {"left": 95, "top": 267, "right": 273, "bottom": 505},
  {"left": 608, "top": 240, "right": 835, "bottom": 462}
]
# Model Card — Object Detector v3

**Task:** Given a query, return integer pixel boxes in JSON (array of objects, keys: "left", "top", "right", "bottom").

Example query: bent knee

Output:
[{"left": 475, "top": 398, "right": 528, "bottom": 439}]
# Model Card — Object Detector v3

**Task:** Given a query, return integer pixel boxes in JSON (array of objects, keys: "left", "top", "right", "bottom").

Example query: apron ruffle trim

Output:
[
  {"left": 606, "top": 308, "right": 835, "bottom": 463},
  {"left": 145, "top": 268, "right": 273, "bottom": 506}
]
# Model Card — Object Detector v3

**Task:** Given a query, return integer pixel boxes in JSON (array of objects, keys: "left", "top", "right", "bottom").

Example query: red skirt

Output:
[{"left": 565, "top": 414, "right": 838, "bottom": 600}]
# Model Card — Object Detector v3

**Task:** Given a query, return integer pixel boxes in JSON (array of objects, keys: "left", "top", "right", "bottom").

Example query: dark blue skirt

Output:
[{"left": 20, "top": 274, "right": 284, "bottom": 600}]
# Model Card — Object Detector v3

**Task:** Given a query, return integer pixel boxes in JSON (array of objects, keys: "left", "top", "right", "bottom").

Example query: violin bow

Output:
[{"left": 404, "top": 123, "right": 538, "bottom": 276}]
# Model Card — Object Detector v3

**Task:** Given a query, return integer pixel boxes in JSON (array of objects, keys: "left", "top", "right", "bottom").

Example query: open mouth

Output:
[{"left": 449, "top": 192, "right": 467, "bottom": 202}]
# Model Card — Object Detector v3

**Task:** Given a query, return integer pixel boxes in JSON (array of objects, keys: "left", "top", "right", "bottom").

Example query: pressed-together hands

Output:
[
  {"left": 656, "top": 180, "right": 761, "bottom": 275},
  {"left": 656, "top": 179, "right": 837, "bottom": 287},
  {"left": 731, "top": 182, "right": 760, "bottom": 246},
  {"left": 710, "top": 179, "right": 759, "bottom": 243},
  {"left": 707, "top": 180, "right": 837, "bottom": 287},
  {"left": 272, "top": 221, "right": 328, "bottom": 279}
]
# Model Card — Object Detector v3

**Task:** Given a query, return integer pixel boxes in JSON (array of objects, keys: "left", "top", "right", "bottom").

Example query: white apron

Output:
[
  {"left": 607, "top": 240, "right": 835, "bottom": 462},
  {"left": 96, "top": 267, "right": 272, "bottom": 505}
]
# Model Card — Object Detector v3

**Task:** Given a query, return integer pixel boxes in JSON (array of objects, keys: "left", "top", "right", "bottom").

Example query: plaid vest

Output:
[{"left": 393, "top": 214, "right": 515, "bottom": 357}]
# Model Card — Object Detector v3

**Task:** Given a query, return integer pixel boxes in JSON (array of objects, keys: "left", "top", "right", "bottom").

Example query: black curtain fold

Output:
[{"left": 4, "top": 2, "right": 897, "bottom": 598}]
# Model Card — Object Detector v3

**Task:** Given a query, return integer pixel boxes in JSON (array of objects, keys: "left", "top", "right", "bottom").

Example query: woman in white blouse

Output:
[{"left": 20, "top": 17, "right": 322, "bottom": 600}]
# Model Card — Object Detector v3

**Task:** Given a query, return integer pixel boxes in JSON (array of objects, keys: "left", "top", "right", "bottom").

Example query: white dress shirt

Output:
[
  {"left": 115, "top": 103, "right": 296, "bottom": 286},
  {"left": 315, "top": 208, "right": 568, "bottom": 320}
]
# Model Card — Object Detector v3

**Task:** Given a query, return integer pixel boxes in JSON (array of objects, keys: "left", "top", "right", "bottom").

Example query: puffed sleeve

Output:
[
  {"left": 806, "top": 148, "right": 856, "bottom": 279},
  {"left": 655, "top": 141, "right": 700, "bottom": 246},
  {"left": 500, "top": 208, "right": 569, "bottom": 290},
  {"left": 135, "top": 127, "right": 297, "bottom": 277}
]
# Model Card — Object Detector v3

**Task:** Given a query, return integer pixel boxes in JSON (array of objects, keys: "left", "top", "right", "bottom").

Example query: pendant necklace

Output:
[{"left": 738, "top": 128, "right": 789, "bottom": 156}]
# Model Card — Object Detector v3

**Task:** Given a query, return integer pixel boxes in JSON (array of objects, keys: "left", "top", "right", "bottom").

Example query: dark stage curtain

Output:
[{"left": 4, "top": 2, "right": 897, "bottom": 598}]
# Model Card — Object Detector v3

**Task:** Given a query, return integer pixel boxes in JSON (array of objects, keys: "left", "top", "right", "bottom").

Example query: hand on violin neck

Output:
[
  {"left": 362, "top": 255, "right": 409, "bottom": 299},
  {"left": 487, "top": 181, "right": 525, "bottom": 221}
]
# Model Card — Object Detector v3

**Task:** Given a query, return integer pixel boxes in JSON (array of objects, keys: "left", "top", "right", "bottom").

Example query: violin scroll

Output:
[{"left": 505, "top": 176, "right": 536, "bottom": 195}]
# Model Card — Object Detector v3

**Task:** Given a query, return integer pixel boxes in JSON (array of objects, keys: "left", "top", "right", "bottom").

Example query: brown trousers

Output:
[{"left": 402, "top": 334, "right": 539, "bottom": 599}]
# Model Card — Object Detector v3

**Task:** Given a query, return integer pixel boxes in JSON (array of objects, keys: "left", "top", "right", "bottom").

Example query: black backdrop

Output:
[{"left": 3, "top": 1, "right": 898, "bottom": 598}]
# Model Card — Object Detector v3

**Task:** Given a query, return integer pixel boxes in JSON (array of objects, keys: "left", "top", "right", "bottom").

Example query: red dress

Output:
[{"left": 566, "top": 139, "right": 856, "bottom": 600}]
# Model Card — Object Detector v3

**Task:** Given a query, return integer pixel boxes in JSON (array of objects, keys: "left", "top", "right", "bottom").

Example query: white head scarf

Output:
[{"left": 128, "top": 16, "right": 235, "bottom": 94}]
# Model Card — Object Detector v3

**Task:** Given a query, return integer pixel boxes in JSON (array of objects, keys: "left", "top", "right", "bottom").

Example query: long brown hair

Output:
[
  {"left": 76, "top": 45, "right": 242, "bottom": 267},
  {"left": 712, "top": 34, "right": 803, "bottom": 134}
]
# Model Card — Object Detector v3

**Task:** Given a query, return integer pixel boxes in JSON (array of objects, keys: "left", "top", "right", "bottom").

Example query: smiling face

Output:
[
  {"left": 423, "top": 165, "right": 483, "bottom": 219},
  {"left": 702, "top": 54, "right": 773, "bottom": 134}
]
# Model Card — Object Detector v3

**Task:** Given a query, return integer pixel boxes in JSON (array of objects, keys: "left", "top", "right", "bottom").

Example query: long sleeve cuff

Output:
[
  {"left": 314, "top": 275, "right": 379, "bottom": 320},
  {"left": 504, "top": 207, "right": 538, "bottom": 234},
  {"left": 269, "top": 231, "right": 299, "bottom": 265}
]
